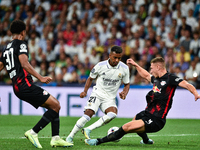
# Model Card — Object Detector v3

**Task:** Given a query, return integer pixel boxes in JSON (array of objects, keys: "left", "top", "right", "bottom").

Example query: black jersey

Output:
[
  {"left": 1, "top": 39, "right": 33, "bottom": 92},
  {"left": 145, "top": 72, "right": 183, "bottom": 119}
]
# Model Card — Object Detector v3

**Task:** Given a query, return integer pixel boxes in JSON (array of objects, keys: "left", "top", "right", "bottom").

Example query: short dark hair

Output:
[
  {"left": 111, "top": 45, "right": 122, "bottom": 54},
  {"left": 10, "top": 20, "right": 26, "bottom": 34}
]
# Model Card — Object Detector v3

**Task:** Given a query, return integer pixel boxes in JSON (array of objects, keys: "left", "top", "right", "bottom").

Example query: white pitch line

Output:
[
  {"left": 124, "top": 134, "right": 200, "bottom": 137},
  {"left": 0, "top": 134, "right": 199, "bottom": 140}
]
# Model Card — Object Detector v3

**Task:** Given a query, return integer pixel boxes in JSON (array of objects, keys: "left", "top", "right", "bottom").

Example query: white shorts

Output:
[{"left": 84, "top": 92, "right": 117, "bottom": 114}]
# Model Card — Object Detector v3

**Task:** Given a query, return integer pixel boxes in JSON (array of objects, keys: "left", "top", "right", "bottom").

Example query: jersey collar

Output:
[{"left": 106, "top": 59, "right": 120, "bottom": 69}]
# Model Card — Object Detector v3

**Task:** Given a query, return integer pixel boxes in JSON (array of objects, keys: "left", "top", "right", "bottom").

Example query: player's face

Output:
[
  {"left": 150, "top": 63, "right": 159, "bottom": 77},
  {"left": 109, "top": 52, "right": 122, "bottom": 67}
]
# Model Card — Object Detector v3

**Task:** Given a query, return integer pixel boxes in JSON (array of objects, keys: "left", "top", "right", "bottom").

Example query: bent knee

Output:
[
  {"left": 107, "top": 112, "right": 117, "bottom": 119},
  {"left": 49, "top": 96, "right": 60, "bottom": 112}
]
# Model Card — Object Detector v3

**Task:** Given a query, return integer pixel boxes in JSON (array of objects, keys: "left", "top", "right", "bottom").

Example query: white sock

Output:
[
  {"left": 87, "top": 113, "right": 116, "bottom": 130},
  {"left": 30, "top": 129, "right": 37, "bottom": 135},
  {"left": 87, "top": 118, "right": 104, "bottom": 130},
  {"left": 68, "top": 115, "right": 90, "bottom": 138},
  {"left": 52, "top": 135, "right": 60, "bottom": 141}
]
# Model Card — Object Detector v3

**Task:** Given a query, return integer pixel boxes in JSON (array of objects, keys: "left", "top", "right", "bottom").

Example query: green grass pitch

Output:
[{"left": 0, "top": 115, "right": 200, "bottom": 150}]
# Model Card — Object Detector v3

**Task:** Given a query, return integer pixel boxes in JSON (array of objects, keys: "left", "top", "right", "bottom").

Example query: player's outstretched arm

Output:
[
  {"left": 179, "top": 80, "right": 200, "bottom": 101},
  {"left": 0, "top": 62, "right": 4, "bottom": 72},
  {"left": 126, "top": 58, "right": 151, "bottom": 82},
  {"left": 19, "top": 54, "right": 52, "bottom": 84},
  {"left": 80, "top": 77, "right": 94, "bottom": 98}
]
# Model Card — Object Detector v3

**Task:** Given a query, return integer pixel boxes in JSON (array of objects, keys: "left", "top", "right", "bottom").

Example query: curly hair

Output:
[{"left": 9, "top": 20, "right": 26, "bottom": 34}]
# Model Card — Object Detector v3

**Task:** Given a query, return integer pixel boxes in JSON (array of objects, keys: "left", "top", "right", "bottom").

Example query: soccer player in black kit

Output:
[
  {"left": 0, "top": 20, "right": 73, "bottom": 148},
  {"left": 85, "top": 57, "right": 200, "bottom": 146}
]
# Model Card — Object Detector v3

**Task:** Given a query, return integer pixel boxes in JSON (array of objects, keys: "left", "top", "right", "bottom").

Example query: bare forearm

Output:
[
  {"left": 83, "top": 77, "right": 93, "bottom": 93},
  {"left": 123, "top": 83, "right": 130, "bottom": 96},
  {"left": 135, "top": 64, "right": 150, "bottom": 81},
  {"left": 185, "top": 83, "right": 199, "bottom": 96},
  {"left": 22, "top": 62, "right": 42, "bottom": 81}
]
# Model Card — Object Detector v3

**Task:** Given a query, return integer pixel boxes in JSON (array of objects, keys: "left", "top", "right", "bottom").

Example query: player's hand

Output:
[
  {"left": 80, "top": 91, "right": 87, "bottom": 98},
  {"left": 195, "top": 94, "right": 200, "bottom": 101},
  {"left": 126, "top": 58, "right": 137, "bottom": 66},
  {"left": 119, "top": 91, "right": 126, "bottom": 100},
  {"left": 40, "top": 76, "right": 52, "bottom": 84}
]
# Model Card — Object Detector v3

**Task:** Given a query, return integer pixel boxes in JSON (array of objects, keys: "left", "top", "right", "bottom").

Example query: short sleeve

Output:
[
  {"left": 169, "top": 74, "right": 183, "bottom": 86},
  {"left": 89, "top": 63, "right": 100, "bottom": 79},
  {"left": 122, "top": 68, "right": 130, "bottom": 84}
]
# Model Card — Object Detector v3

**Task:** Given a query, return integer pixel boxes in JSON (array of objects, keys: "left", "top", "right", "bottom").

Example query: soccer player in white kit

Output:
[{"left": 66, "top": 46, "right": 130, "bottom": 144}]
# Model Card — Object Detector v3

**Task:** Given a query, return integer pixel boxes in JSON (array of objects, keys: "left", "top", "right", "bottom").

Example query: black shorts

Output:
[
  {"left": 135, "top": 110, "right": 166, "bottom": 133},
  {"left": 14, "top": 84, "right": 50, "bottom": 109}
]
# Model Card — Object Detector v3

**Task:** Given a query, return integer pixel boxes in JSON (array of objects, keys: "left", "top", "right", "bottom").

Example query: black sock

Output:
[
  {"left": 33, "top": 109, "right": 58, "bottom": 133},
  {"left": 137, "top": 132, "right": 149, "bottom": 143},
  {"left": 97, "top": 127, "right": 126, "bottom": 145},
  {"left": 51, "top": 113, "right": 60, "bottom": 136}
]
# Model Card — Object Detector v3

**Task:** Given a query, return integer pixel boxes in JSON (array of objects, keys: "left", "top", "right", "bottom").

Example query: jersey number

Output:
[
  {"left": 3, "top": 48, "right": 16, "bottom": 78},
  {"left": 88, "top": 96, "right": 96, "bottom": 103}
]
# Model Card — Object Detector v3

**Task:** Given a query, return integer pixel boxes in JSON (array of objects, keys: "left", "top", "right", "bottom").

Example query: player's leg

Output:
[
  {"left": 132, "top": 115, "right": 151, "bottom": 144},
  {"left": 134, "top": 111, "right": 155, "bottom": 144},
  {"left": 66, "top": 109, "right": 94, "bottom": 143},
  {"left": 83, "top": 99, "right": 117, "bottom": 139},
  {"left": 85, "top": 119, "right": 145, "bottom": 146},
  {"left": 23, "top": 86, "right": 59, "bottom": 148},
  {"left": 67, "top": 94, "right": 99, "bottom": 143},
  {"left": 85, "top": 106, "right": 117, "bottom": 131},
  {"left": 41, "top": 95, "right": 73, "bottom": 147},
  {"left": 30, "top": 95, "right": 60, "bottom": 136}
]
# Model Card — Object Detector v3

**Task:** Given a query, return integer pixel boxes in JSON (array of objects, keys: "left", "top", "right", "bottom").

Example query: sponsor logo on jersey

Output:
[
  {"left": 160, "top": 81, "right": 166, "bottom": 86},
  {"left": 102, "top": 72, "right": 106, "bottom": 75},
  {"left": 103, "top": 78, "right": 119, "bottom": 86},
  {"left": 43, "top": 90, "right": 48, "bottom": 95},
  {"left": 153, "top": 86, "right": 161, "bottom": 93}
]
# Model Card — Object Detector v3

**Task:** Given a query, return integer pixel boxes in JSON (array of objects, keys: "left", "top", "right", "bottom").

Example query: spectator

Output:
[
  {"left": 189, "top": 31, "right": 200, "bottom": 60},
  {"left": 78, "top": 67, "right": 89, "bottom": 84},
  {"left": 65, "top": 39, "right": 79, "bottom": 58},
  {"left": 89, "top": 48, "right": 101, "bottom": 66},
  {"left": 181, "top": 0, "right": 194, "bottom": 17},
  {"left": 180, "top": 30, "right": 191, "bottom": 52},
  {"left": 177, "top": 16, "right": 192, "bottom": 38},
  {"left": 63, "top": 23, "right": 75, "bottom": 46},
  {"left": 185, "top": 61, "right": 199, "bottom": 87}
]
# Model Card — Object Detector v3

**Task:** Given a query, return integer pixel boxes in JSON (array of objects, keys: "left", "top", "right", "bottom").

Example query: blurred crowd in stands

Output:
[{"left": 1, "top": 0, "right": 200, "bottom": 88}]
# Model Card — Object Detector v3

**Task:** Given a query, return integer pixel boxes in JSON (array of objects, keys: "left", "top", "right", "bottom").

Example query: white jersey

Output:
[{"left": 90, "top": 59, "right": 130, "bottom": 100}]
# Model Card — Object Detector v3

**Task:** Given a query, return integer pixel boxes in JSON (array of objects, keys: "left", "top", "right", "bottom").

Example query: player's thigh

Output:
[
  {"left": 41, "top": 95, "right": 60, "bottom": 111},
  {"left": 122, "top": 120, "right": 145, "bottom": 133},
  {"left": 136, "top": 111, "right": 165, "bottom": 133},
  {"left": 100, "top": 99, "right": 117, "bottom": 114},
  {"left": 15, "top": 84, "right": 50, "bottom": 109},
  {"left": 84, "top": 93, "right": 101, "bottom": 114}
]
